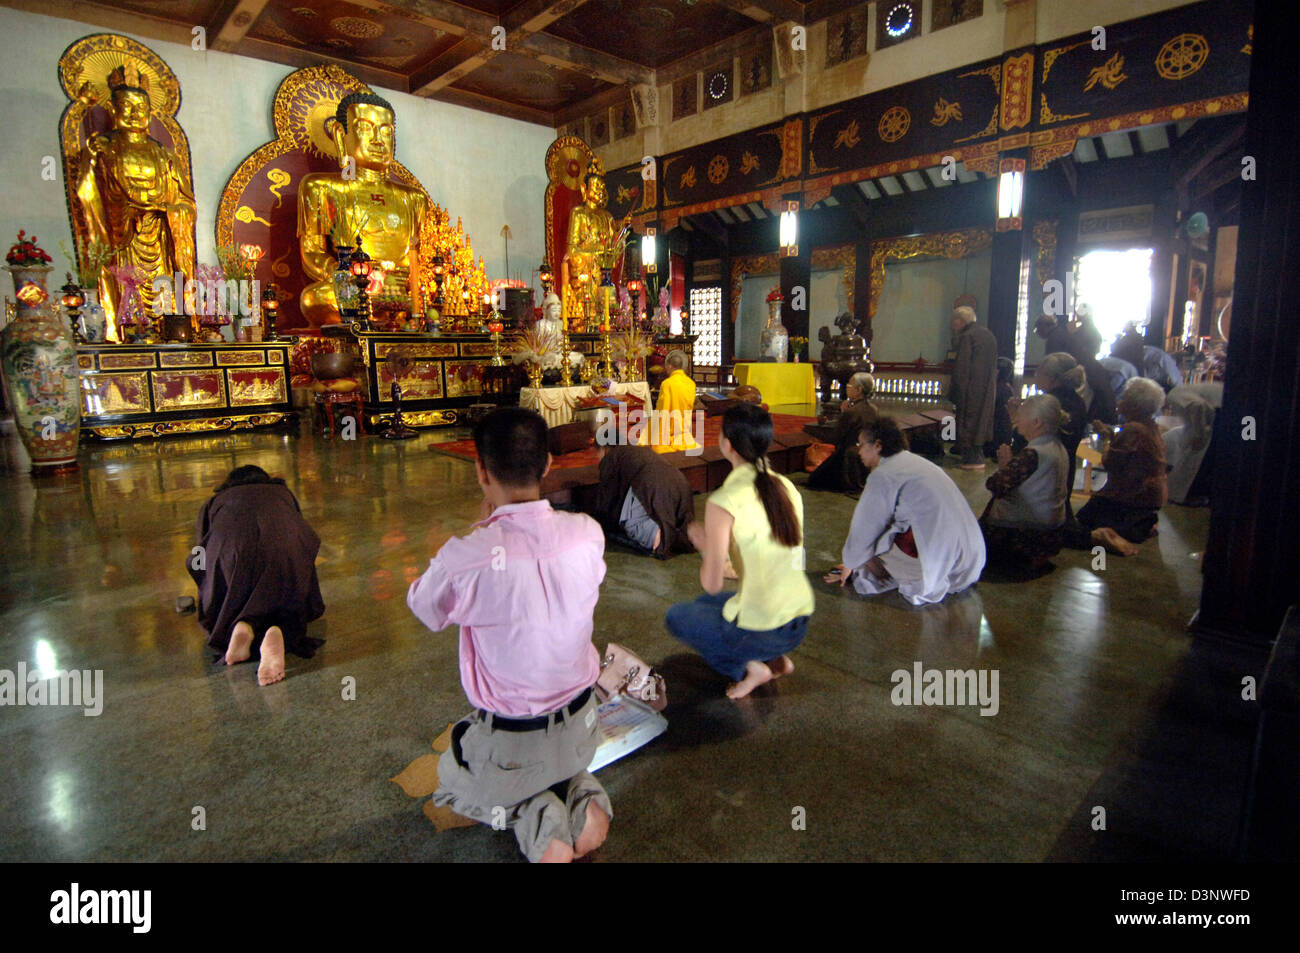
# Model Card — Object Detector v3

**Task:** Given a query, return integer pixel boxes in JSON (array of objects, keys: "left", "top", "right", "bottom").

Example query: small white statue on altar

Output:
[{"left": 539, "top": 291, "right": 563, "bottom": 339}]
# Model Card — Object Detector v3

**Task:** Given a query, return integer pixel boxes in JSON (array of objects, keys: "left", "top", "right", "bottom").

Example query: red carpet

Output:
[{"left": 429, "top": 412, "right": 814, "bottom": 472}]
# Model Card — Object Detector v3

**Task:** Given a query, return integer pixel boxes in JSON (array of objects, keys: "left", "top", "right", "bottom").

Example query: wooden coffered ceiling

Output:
[{"left": 9, "top": 0, "right": 838, "bottom": 126}]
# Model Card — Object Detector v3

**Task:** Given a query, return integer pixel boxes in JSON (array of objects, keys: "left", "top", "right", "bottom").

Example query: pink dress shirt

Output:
[{"left": 407, "top": 500, "right": 605, "bottom": 717}]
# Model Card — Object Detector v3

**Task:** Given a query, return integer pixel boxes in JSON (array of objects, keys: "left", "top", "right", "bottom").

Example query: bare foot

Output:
[
  {"left": 538, "top": 839, "right": 574, "bottom": 863},
  {"left": 726, "top": 659, "right": 774, "bottom": 699},
  {"left": 574, "top": 801, "right": 610, "bottom": 858},
  {"left": 764, "top": 655, "right": 794, "bottom": 679},
  {"left": 257, "top": 626, "right": 286, "bottom": 686},
  {"left": 225, "top": 621, "right": 254, "bottom": 666},
  {"left": 1092, "top": 527, "right": 1139, "bottom": 557}
]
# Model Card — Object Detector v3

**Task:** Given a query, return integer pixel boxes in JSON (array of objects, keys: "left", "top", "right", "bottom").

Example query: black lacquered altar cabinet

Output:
[
  {"left": 76, "top": 340, "right": 298, "bottom": 439},
  {"left": 323, "top": 326, "right": 613, "bottom": 429}
]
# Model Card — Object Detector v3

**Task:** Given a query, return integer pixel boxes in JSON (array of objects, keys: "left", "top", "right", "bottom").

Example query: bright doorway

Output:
[{"left": 1074, "top": 248, "right": 1155, "bottom": 357}]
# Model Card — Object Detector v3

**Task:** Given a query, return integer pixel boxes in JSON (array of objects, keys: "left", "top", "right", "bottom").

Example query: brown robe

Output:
[
  {"left": 951, "top": 322, "right": 999, "bottom": 447},
  {"left": 188, "top": 482, "right": 325, "bottom": 658},
  {"left": 591, "top": 445, "right": 696, "bottom": 557}
]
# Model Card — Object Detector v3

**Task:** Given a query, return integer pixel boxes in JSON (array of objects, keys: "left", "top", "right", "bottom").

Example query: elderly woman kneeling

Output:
[
  {"left": 980, "top": 394, "right": 1071, "bottom": 571},
  {"left": 1069, "top": 377, "right": 1168, "bottom": 556}
]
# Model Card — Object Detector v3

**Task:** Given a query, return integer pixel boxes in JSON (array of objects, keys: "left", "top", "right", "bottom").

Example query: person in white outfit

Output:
[{"left": 824, "top": 416, "right": 986, "bottom": 605}]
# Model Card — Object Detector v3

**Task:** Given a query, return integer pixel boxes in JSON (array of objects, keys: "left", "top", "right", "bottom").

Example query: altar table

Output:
[
  {"left": 734, "top": 362, "right": 816, "bottom": 407},
  {"left": 521, "top": 381, "right": 652, "bottom": 427}
]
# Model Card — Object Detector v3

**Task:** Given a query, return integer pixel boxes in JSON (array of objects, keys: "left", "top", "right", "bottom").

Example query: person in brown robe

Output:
[
  {"left": 188, "top": 466, "right": 325, "bottom": 676},
  {"left": 1067, "top": 377, "right": 1168, "bottom": 556},
  {"left": 589, "top": 444, "right": 700, "bottom": 557},
  {"left": 948, "top": 306, "right": 999, "bottom": 469},
  {"left": 808, "top": 372, "right": 878, "bottom": 492}
]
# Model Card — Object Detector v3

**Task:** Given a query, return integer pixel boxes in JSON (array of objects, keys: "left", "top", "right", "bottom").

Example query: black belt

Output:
[{"left": 480, "top": 686, "right": 593, "bottom": 733}]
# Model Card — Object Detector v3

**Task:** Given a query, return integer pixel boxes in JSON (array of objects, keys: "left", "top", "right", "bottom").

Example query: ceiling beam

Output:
[
  {"left": 410, "top": 39, "right": 503, "bottom": 94},
  {"left": 1058, "top": 153, "right": 1078, "bottom": 197},
  {"left": 554, "top": 84, "right": 633, "bottom": 128},
  {"left": 832, "top": 184, "right": 870, "bottom": 228},
  {"left": 209, "top": 0, "right": 272, "bottom": 53},
  {"left": 235, "top": 35, "right": 409, "bottom": 92},
  {"left": 709, "top": 0, "right": 807, "bottom": 24},
  {"left": 372, "top": 0, "right": 496, "bottom": 35},
  {"left": 515, "top": 33, "right": 650, "bottom": 85},
  {"left": 1193, "top": 153, "right": 1247, "bottom": 200},
  {"left": 1173, "top": 120, "right": 1245, "bottom": 188},
  {"left": 426, "top": 85, "right": 555, "bottom": 127},
  {"left": 4, "top": 0, "right": 196, "bottom": 45},
  {"left": 503, "top": 0, "right": 596, "bottom": 33},
  {"left": 657, "top": 23, "right": 772, "bottom": 85},
  {"left": 688, "top": 212, "right": 729, "bottom": 247}
]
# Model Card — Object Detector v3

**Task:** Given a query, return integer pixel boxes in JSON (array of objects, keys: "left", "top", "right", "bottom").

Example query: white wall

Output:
[
  {"left": 810, "top": 269, "right": 850, "bottom": 361},
  {"left": 0, "top": 7, "right": 551, "bottom": 292},
  {"left": 871, "top": 251, "right": 992, "bottom": 364}
]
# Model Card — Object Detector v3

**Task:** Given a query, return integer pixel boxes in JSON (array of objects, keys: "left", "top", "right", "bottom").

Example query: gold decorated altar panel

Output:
[
  {"left": 77, "top": 341, "right": 297, "bottom": 439},
  {"left": 322, "top": 326, "right": 617, "bottom": 428}
]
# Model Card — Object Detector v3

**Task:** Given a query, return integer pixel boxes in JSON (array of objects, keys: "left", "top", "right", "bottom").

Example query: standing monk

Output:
[{"left": 948, "top": 306, "right": 998, "bottom": 470}]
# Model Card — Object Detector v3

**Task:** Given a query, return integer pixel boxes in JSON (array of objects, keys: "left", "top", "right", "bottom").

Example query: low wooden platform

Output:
[{"left": 540, "top": 431, "right": 816, "bottom": 507}]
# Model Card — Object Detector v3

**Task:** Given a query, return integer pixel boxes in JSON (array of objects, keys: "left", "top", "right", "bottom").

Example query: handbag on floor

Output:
[{"left": 596, "top": 643, "right": 667, "bottom": 711}]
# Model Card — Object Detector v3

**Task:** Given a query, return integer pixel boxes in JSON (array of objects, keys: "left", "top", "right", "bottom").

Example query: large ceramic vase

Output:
[
  {"left": 760, "top": 299, "right": 789, "bottom": 362},
  {"left": 2, "top": 266, "right": 81, "bottom": 472}
]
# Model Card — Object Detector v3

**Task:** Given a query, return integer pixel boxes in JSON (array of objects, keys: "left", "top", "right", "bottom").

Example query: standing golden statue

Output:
[
  {"left": 74, "top": 64, "right": 196, "bottom": 332},
  {"left": 297, "top": 92, "right": 428, "bottom": 327},
  {"left": 562, "top": 157, "right": 630, "bottom": 330}
]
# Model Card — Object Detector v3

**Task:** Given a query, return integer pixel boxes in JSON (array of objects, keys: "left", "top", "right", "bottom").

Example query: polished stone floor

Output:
[{"left": 0, "top": 412, "right": 1260, "bottom": 862}]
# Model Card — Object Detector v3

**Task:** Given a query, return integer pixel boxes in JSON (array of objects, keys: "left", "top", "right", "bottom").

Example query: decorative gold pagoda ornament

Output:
[
  {"left": 59, "top": 36, "right": 197, "bottom": 340},
  {"left": 298, "top": 92, "right": 428, "bottom": 327}
]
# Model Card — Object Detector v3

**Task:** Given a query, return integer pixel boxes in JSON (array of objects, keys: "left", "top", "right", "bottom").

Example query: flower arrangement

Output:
[
  {"left": 6, "top": 230, "right": 52, "bottom": 267},
  {"left": 513, "top": 324, "right": 562, "bottom": 368},
  {"left": 110, "top": 264, "right": 148, "bottom": 334},
  {"left": 790, "top": 335, "right": 809, "bottom": 357},
  {"left": 765, "top": 286, "right": 783, "bottom": 303},
  {"left": 59, "top": 239, "right": 115, "bottom": 289},
  {"left": 615, "top": 326, "right": 654, "bottom": 361},
  {"left": 214, "top": 243, "right": 258, "bottom": 282}
]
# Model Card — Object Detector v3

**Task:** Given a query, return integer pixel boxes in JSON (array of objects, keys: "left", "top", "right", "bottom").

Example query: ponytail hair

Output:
[{"left": 721, "top": 403, "right": 801, "bottom": 548}]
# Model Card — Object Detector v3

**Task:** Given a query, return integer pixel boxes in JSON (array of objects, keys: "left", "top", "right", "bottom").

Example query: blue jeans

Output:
[{"left": 665, "top": 592, "right": 809, "bottom": 682}]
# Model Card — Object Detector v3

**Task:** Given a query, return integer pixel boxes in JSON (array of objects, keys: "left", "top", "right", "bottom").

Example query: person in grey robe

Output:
[
  {"left": 1163, "top": 382, "right": 1224, "bottom": 504},
  {"left": 948, "top": 306, "right": 998, "bottom": 469}
]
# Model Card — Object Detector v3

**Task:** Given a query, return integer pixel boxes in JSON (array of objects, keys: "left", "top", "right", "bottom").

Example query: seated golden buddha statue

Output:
[
  {"left": 74, "top": 64, "right": 196, "bottom": 335},
  {"left": 298, "top": 92, "right": 428, "bottom": 328},
  {"left": 563, "top": 157, "right": 628, "bottom": 329}
]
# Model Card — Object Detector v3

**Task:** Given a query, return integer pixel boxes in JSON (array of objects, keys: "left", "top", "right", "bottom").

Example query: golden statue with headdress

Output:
[
  {"left": 562, "top": 155, "right": 630, "bottom": 327},
  {"left": 73, "top": 62, "right": 196, "bottom": 328},
  {"left": 297, "top": 91, "right": 429, "bottom": 327}
]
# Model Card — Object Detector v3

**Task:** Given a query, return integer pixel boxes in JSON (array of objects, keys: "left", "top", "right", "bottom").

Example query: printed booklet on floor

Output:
[{"left": 589, "top": 695, "right": 668, "bottom": 772}]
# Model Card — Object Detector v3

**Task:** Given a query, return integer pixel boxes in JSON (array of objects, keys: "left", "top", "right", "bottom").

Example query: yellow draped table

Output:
[
  {"left": 733, "top": 362, "right": 816, "bottom": 408},
  {"left": 520, "top": 381, "right": 652, "bottom": 427}
]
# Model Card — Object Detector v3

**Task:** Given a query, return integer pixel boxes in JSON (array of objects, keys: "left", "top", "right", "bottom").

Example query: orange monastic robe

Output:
[{"left": 648, "top": 368, "right": 698, "bottom": 453}]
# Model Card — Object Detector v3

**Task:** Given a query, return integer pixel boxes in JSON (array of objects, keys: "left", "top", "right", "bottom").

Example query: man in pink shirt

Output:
[{"left": 408, "top": 407, "right": 612, "bottom": 863}]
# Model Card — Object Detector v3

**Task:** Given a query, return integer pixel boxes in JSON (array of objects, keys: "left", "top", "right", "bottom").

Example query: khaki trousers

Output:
[{"left": 432, "top": 691, "right": 613, "bottom": 862}]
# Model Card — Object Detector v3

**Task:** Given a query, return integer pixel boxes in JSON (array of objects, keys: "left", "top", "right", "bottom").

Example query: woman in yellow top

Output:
[{"left": 665, "top": 403, "right": 815, "bottom": 698}]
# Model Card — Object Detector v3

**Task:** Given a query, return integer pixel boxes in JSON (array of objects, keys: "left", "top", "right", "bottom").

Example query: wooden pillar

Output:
[
  {"left": 780, "top": 240, "right": 812, "bottom": 343},
  {"left": 987, "top": 150, "right": 1031, "bottom": 359},
  {"left": 1198, "top": 0, "right": 1300, "bottom": 642}
]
